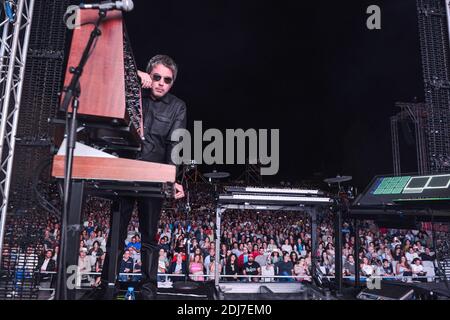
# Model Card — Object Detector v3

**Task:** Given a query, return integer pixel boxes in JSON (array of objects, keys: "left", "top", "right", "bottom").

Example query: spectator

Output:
[
  {"left": 396, "top": 256, "right": 412, "bottom": 277},
  {"left": 36, "top": 249, "right": 54, "bottom": 272},
  {"left": 382, "top": 259, "right": 394, "bottom": 276},
  {"left": 195, "top": 227, "right": 208, "bottom": 243},
  {"left": 36, "top": 249, "right": 56, "bottom": 283},
  {"left": 411, "top": 258, "right": 427, "bottom": 279},
  {"left": 208, "top": 256, "right": 222, "bottom": 281},
  {"left": 320, "top": 251, "right": 332, "bottom": 274},
  {"left": 43, "top": 230, "right": 54, "bottom": 251},
  {"left": 255, "top": 247, "right": 268, "bottom": 267},
  {"left": 78, "top": 248, "right": 93, "bottom": 285},
  {"left": 169, "top": 253, "right": 187, "bottom": 282},
  {"left": 81, "top": 229, "right": 89, "bottom": 242},
  {"left": 189, "top": 254, "right": 205, "bottom": 281},
  {"left": 305, "top": 252, "right": 312, "bottom": 268},
  {"left": 243, "top": 254, "right": 261, "bottom": 282},
  {"left": 157, "top": 248, "right": 169, "bottom": 282},
  {"left": 223, "top": 253, "right": 239, "bottom": 281},
  {"left": 262, "top": 261, "right": 275, "bottom": 282},
  {"left": 414, "top": 241, "right": 425, "bottom": 253},
  {"left": 290, "top": 251, "right": 299, "bottom": 264},
  {"left": 204, "top": 248, "right": 216, "bottom": 276},
  {"left": 96, "top": 230, "right": 107, "bottom": 252},
  {"left": 281, "top": 239, "right": 293, "bottom": 253},
  {"left": 219, "top": 243, "right": 228, "bottom": 261},
  {"left": 391, "top": 237, "right": 402, "bottom": 250},
  {"left": 360, "top": 257, "right": 373, "bottom": 277},
  {"left": 251, "top": 244, "right": 260, "bottom": 257},
  {"left": 85, "top": 231, "right": 97, "bottom": 250},
  {"left": 159, "top": 236, "right": 170, "bottom": 254},
  {"left": 405, "top": 247, "right": 419, "bottom": 264},
  {"left": 420, "top": 247, "right": 434, "bottom": 262},
  {"left": 190, "top": 247, "right": 203, "bottom": 262},
  {"left": 201, "top": 237, "right": 211, "bottom": 254},
  {"left": 132, "top": 259, "right": 142, "bottom": 282},
  {"left": 237, "top": 247, "right": 250, "bottom": 269},
  {"left": 174, "top": 235, "right": 186, "bottom": 254},
  {"left": 403, "top": 239, "right": 412, "bottom": 253},
  {"left": 293, "top": 257, "right": 310, "bottom": 282},
  {"left": 126, "top": 235, "right": 141, "bottom": 262},
  {"left": 118, "top": 250, "right": 134, "bottom": 282},
  {"left": 231, "top": 242, "right": 242, "bottom": 257},
  {"left": 51, "top": 246, "right": 59, "bottom": 264},
  {"left": 393, "top": 246, "right": 402, "bottom": 262},
  {"left": 343, "top": 254, "right": 355, "bottom": 276},
  {"left": 294, "top": 238, "right": 305, "bottom": 256},
  {"left": 270, "top": 250, "right": 281, "bottom": 265},
  {"left": 275, "top": 253, "right": 294, "bottom": 282},
  {"left": 86, "top": 221, "right": 95, "bottom": 236},
  {"left": 267, "top": 239, "right": 277, "bottom": 253},
  {"left": 381, "top": 247, "right": 393, "bottom": 263},
  {"left": 88, "top": 241, "right": 104, "bottom": 270}
]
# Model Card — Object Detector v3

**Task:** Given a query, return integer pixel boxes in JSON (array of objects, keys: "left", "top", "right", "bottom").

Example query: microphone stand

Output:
[{"left": 56, "top": 9, "right": 107, "bottom": 300}]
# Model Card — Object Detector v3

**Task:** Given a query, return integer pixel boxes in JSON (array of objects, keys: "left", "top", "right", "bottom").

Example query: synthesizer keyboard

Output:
[{"left": 219, "top": 186, "right": 332, "bottom": 206}]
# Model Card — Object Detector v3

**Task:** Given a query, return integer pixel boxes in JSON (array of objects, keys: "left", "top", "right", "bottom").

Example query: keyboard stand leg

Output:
[
  {"left": 105, "top": 200, "right": 121, "bottom": 300},
  {"left": 64, "top": 181, "right": 84, "bottom": 300},
  {"left": 310, "top": 209, "right": 317, "bottom": 280}
]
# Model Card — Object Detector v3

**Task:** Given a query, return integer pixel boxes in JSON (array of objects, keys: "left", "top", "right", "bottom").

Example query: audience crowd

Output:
[{"left": 1, "top": 182, "right": 448, "bottom": 287}]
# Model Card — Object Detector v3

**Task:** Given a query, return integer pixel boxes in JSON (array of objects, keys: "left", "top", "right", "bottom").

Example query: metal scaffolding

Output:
[
  {"left": 237, "top": 159, "right": 263, "bottom": 185},
  {"left": 0, "top": 0, "right": 35, "bottom": 266},
  {"left": 417, "top": 0, "right": 450, "bottom": 172},
  {"left": 391, "top": 102, "right": 429, "bottom": 175}
]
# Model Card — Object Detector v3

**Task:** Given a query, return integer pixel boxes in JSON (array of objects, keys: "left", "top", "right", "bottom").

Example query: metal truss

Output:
[
  {"left": 391, "top": 102, "right": 429, "bottom": 175},
  {"left": 0, "top": 0, "right": 35, "bottom": 266},
  {"left": 417, "top": 0, "right": 450, "bottom": 172},
  {"left": 238, "top": 162, "right": 263, "bottom": 185}
]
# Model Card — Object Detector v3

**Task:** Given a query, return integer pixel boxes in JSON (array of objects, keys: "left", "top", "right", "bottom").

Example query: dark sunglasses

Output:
[{"left": 151, "top": 73, "right": 173, "bottom": 84}]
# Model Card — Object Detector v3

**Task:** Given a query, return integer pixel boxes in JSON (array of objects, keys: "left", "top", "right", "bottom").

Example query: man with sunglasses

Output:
[{"left": 99, "top": 55, "right": 186, "bottom": 300}]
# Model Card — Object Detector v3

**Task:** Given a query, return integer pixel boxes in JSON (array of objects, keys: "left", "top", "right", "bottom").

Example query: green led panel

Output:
[{"left": 372, "top": 176, "right": 411, "bottom": 195}]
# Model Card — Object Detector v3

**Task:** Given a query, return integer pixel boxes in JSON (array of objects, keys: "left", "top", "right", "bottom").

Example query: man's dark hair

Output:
[{"left": 146, "top": 54, "right": 178, "bottom": 81}]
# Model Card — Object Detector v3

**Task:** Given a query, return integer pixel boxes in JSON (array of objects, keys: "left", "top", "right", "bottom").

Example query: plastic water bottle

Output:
[{"left": 124, "top": 287, "right": 136, "bottom": 300}]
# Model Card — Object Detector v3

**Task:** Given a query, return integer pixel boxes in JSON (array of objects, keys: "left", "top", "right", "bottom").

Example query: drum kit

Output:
[
  {"left": 204, "top": 170, "right": 230, "bottom": 181},
  {"left": 323, "top": 175, "right": 352, "bottom": 189},
  {"left": 323, "top": 175, "right": 355, "bottom": 199}
]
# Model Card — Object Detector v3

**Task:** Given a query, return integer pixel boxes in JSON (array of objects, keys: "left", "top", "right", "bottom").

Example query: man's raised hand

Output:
[
  {"left": 137, "top": 70, "right": 152, "bottom": 89},
  {"left": 174, "top": 182, "right": 185, "bottom": 199}
]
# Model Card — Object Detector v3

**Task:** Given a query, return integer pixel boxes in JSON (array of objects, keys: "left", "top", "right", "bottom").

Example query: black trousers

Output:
[{"left": 101, "top": 196, "right": 163, "bottom": 292}]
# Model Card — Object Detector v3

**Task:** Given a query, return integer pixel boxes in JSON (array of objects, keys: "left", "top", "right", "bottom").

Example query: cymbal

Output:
[
  {"left": 204, "top": 170, "right": 230, "bottom": 179},
  {"left": 324, "top": 175, "right": 352, "bottom": 184}
]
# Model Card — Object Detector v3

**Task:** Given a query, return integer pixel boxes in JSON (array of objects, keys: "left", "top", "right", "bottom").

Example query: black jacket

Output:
[
  {"left": 36, "top": 257, "right": 56, "bottom": 272},
  {"left": 138, "top": 89, "right": 187, "bottom": 170}
]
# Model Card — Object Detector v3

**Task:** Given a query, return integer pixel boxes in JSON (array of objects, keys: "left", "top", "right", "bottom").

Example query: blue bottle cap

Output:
[{"left": 128, "top": 287, "right": 134, "bottom": 291}]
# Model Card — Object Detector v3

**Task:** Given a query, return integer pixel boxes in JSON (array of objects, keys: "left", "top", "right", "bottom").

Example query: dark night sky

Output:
[{"left": 124, "top": 0, "right": 424, "bottom": 189}]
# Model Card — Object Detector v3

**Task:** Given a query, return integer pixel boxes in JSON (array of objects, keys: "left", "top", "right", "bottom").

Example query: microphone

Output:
[{"left": 79, "top": 0, "right": 134, "bottom": 12}]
